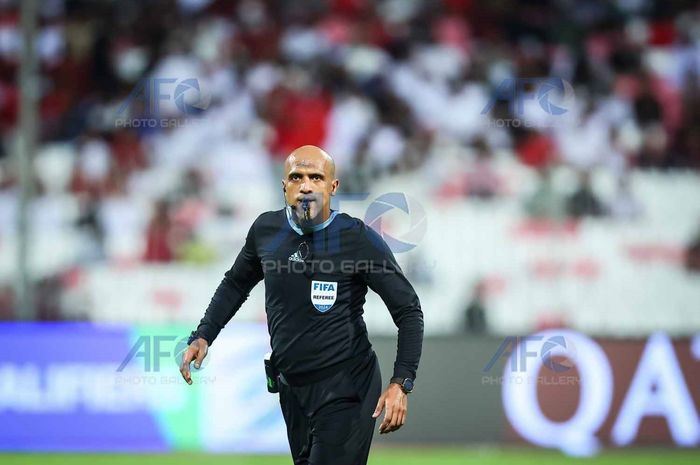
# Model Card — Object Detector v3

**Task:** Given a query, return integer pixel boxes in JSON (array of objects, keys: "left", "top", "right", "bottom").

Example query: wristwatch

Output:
[{"left": 390, "top": 377, "right": 414, "bottom": 394}]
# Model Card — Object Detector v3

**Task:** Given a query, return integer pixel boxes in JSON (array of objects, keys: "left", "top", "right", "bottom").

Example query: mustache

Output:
[{"left": 295, "top": 194, "right": 318, "bottom": 203}]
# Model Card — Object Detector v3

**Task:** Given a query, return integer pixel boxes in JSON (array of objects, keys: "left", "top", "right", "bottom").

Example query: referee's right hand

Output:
[{"left": 180, "top": 338, "right": 209, "bottom": 385}]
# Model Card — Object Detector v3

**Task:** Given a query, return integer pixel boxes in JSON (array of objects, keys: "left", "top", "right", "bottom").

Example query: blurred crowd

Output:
[{"left": 1, "top": 0, "right": 700, "bottom": 317}]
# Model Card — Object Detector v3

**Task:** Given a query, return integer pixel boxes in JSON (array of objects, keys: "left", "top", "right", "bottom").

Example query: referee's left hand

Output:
[{"left": 372, "top": 384, "right": 408, "bottom": 434}]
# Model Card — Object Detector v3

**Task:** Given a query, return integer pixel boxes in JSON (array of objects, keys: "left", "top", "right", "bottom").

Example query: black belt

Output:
[{"left": 280, "top": 350, "right": 373, "bottom": 387}]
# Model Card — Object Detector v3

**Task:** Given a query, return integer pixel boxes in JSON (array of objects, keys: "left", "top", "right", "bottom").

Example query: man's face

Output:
[{"left": 283, "top": 154, "right": 339, "bottom": 227}]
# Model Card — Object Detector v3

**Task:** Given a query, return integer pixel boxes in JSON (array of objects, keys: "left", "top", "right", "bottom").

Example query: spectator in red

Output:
[
  {"left": 515, "top": 129, "right": 557, "bottom": 169},
  {"left": 143, "top": 200, "right": 174, "bottom": 263},
  {"left": 265, "top": 80, "right": 332, "bottom": 160},
  {"left": 110, "top": 129, "right": 147, "bottom": 175}
]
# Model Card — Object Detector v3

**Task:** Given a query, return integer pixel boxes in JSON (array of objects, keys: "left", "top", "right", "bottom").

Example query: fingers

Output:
[
  {"left": 180, "top": 340, "right": 209, "bottom": 386},
  {"left": 379, "top": 392, "right": 407, "bottom": 434},
  {"left": 179, "top": 346, "right": 197, "bottom": 385},
  {"left": 398, "top": 406, "right": 407, "bottom": 431},
  {"left": 372, "top": 393, "right": 385, "bottom": 419},
  {"left": 379, "top": 400, "right": 393, "bottom": 434},
  {"left": 194, "top": 344, "right": 207, "bottom": 369}
]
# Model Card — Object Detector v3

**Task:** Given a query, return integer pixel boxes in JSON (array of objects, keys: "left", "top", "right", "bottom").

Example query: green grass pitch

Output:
[{"left": 2, "top": 448, "right": 699, "bottom": 465}]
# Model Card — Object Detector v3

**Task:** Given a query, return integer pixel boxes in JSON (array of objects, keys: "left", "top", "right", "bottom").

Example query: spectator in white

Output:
[
  {"left": 323, "top": 90, "right": 377, "bottom": 171},
  {"left": 73, "top": 135, "right": 110, "bottom": 193},
  {"left": 608, "top": 174, "right": 643, "bottom": 221},
  {"left": 366, "top": 125, "right": 406, "bottom": 176},
  {"left": 555, "top": 102, "right": 615, "bottom": 170}
]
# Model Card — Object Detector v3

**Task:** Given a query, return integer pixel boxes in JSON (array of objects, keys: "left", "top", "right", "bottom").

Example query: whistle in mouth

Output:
[{"left": 302, "top": 199, "right": 311, "bottom": 222}]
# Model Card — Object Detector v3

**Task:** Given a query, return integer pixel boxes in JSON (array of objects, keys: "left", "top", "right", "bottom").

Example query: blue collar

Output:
[{"left": 286, "top": 206, "right": 338, "bottom": 235}]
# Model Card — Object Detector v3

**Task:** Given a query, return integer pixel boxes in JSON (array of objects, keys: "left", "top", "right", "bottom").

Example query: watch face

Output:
[{"left": 403, "top": 378, "right": 414, "bottom": 392}]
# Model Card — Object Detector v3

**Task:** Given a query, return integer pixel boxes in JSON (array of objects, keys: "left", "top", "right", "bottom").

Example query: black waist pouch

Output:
[{"left": 264, "top": 352, "right": 279, "bottom": 393}]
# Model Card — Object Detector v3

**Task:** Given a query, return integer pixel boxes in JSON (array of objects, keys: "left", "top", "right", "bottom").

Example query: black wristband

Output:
[{"left": 390, "top": 377, "right": 414, "bottom": 394}]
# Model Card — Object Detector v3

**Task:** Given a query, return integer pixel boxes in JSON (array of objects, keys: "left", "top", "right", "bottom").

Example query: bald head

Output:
[
  {"left": 282, "top": 145, "right": 339, "bottom": 229},
  {"left": 284, "top": 145, "right": 336, "bottom": 179}
]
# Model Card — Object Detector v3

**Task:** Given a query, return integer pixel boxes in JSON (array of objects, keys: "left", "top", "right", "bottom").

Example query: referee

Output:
[{"left": 180, "top": 145, "right": 424, "bottom": 465}]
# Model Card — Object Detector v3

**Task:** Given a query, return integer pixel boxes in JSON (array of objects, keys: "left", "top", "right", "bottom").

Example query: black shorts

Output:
[{"left": 278, "top": 351, "right": 382, "bottom": 465}]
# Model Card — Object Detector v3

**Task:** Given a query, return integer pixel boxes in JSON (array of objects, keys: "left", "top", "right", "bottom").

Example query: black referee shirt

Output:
[{"left": 194, "top": 207, "right": 424, "bottom": 384}]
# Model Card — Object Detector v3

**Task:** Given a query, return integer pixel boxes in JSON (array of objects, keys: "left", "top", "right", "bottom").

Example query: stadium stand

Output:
[{"left": 0, "top": 0, "right": 698, "bottom": 334}]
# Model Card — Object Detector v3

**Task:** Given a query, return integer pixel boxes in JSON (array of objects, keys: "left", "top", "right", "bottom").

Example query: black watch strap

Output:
[{"left": 390, "top": 377, "right": 414, "bottom": 394}]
